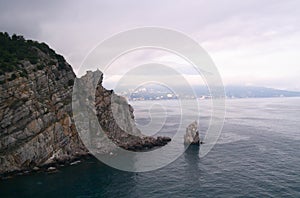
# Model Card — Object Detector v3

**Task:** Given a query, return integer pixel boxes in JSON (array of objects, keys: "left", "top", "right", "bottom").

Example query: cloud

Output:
[{"left": 0, "top": 0, "right": 299, "bottom": 90}]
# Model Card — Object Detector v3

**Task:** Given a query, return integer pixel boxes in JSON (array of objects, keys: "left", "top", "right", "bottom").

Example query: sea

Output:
[{"left": 0, "top": 97, "right": 300, "bottom": 197}]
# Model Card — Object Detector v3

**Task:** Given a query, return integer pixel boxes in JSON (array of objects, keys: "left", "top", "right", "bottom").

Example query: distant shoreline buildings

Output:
[{"left": 116, "top": 85, "right": 300, "bottom": 101}]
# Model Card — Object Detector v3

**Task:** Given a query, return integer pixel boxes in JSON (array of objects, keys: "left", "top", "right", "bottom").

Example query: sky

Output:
[{"left": 0, "top": 0, "right": 300, "bottom": 90}]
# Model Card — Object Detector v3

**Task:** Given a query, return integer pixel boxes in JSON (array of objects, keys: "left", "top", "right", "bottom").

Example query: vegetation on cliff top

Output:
[{"left": 0, "top": 32, "right": 66, "bottom": 75}]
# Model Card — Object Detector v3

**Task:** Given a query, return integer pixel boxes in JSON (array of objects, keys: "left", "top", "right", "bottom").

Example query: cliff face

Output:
[
  {"left": 0, "top": 34, "right": 87, "bottom": 174},
  {"left": 73, "top": 71, "right": 171, "bottom": 153},
  {"left": 0, "top": 33, "right": 170, "bottom": 175}
]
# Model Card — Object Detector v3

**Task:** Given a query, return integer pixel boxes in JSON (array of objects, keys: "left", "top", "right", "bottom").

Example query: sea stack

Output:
[{"left": 184, "top": 121, "right": 200, "bottom": 145}]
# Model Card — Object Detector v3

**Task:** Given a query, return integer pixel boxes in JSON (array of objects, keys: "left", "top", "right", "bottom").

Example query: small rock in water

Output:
[
  {"left": 47, "top": 167, "right": 57, "bottom": 171},
  {"left": 184, "top": 121, "right": 200, "bottom": 145},
  {"left": 70, "top": 160, "right": 81, "bottom": 166},
  {"left": 33, "top": 166, "right": 39, "bottom": 171}
]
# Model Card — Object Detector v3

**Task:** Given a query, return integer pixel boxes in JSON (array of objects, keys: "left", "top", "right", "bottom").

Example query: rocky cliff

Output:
[
  {"left": 0, "top": 33, "right": 170, "bottom": 175},
  {"left": 0, "top": 33, "right": 87, "bottom": 174},
  {"left": 184, "top": 121, "right": 200, "bottom": 145},
  {"left": 73, "top": 70, "right": 171, "bottom": 153}
]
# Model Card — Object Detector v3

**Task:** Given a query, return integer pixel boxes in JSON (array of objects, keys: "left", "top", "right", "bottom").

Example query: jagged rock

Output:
[
  {"left": 74, "top": 70, "right": 171, "bottom": 152},
  {"left": 0, "top": 35, "right": 171, "bottom": 176},
  {"left": 33, "top": 166, "right": 39, "bottom": 171},
  {"left": 47, "top": 167, "right": 56, "bottom": 171},
  {"left": 70, "top": 160, "right": 81, "bottom": 166},
  {"left": 184, "top": 121, "right": 200, "bottom": 145},
  {"left": 0, "top": 41, "right": 88, "bottom": 175}
]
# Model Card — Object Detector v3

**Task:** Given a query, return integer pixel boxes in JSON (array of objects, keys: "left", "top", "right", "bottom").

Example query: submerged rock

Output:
[{"left": 184, "top": 121, "right": 200, "bottom": 145}]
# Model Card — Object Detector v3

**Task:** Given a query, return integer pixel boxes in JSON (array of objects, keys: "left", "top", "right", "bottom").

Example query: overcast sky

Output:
[{"left": 1, "top": 0, "right": 300, "bottom": 90}]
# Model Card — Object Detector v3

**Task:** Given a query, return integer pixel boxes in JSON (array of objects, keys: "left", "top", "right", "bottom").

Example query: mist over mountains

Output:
[
  {"left": 224, "top": 86, "right": 300, "bottom": 98},
  {"left": 116, "top": 83, "right": 300, "bottom": 100}
]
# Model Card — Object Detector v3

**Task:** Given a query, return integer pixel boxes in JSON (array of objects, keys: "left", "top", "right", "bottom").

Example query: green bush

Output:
[
  {"left": 9, "top": 73, "right": 17, "bottom": 81},
  {"left": 0, "top": 32, "right": 68, "bottom": 74},
  {"left": 68, "top": 79, "right": 74, "bottom": 86},
  {"left": 49, "top": 60, "right": 56, "bottom": 65},
  {"left": 19, "top": 71, "right": 28, "bottom": 78},
  {"left": 37, "top": 64, "right": 44, "bottom": 70}
]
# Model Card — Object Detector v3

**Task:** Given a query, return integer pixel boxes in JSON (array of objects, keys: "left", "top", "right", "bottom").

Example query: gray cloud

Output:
[{"left": 0, "top": 0, "right": 300, "bottom": 90}]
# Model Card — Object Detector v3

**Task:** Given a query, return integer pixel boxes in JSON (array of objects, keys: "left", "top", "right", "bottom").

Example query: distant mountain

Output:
[
  {"left": 117, "top": 84, "right": 300, "bottom": 100},
  {"left": 192, "top": 85, "right": 300, "bottom": 98},
  {"left": 224, "top": 86, "right": 300, "bottom": 98}
]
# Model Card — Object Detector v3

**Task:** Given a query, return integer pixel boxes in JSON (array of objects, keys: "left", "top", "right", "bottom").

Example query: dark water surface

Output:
[{"left": 1, "top": 98, "right": 300, "bottom": 197}]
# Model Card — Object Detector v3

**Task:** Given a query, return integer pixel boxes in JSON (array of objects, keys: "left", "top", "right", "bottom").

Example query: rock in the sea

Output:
[
  {"left": 74, "top": 70, "right": 172, "bottom": 152},
  {"left": 70, "top": 160, "right": 81, "bottom": 166},
  {"left": 47, "top": 167, "right": 56, "bottom": 171},
  {"left": 33, "top": 166, "right": 40, "bottom": 171},
  {"left": 184, "top": 121, "right": 200, "bottom": 145}
]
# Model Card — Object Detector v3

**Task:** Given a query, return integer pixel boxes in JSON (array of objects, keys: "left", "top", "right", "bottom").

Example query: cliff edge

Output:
[
  {"left": 0, "top": 33, "right": 171, "bottom": 175},
  {"left": 0, "top": 33, "right": 87, "bottom": 174}
]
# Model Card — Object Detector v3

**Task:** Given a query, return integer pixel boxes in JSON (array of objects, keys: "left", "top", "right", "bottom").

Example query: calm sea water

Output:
[{"left": 1, "top": 97, "right": 300, "bottom": 197}]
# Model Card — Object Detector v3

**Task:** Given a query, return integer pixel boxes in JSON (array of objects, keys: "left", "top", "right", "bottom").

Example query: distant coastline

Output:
[{"left": 116, "top": 85, "right": 300, "bottom": 101}]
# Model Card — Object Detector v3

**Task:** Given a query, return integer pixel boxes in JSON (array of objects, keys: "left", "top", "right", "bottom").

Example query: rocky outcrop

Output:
[
  {"left": 73, "top": 70, "right": 171, "bottom": 153},
  {"left": 0, "top": 44, "right": 87, "bottom": 174},
  {"left": 184, "top": 121, "right": 200, "bottom": 145},
  {"left": 0, "top": 34, "right": 171, "bottom": 175}
]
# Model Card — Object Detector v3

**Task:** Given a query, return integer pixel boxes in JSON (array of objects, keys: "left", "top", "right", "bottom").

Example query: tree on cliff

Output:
[{"left": 0, "top": 32, "right": 66, "bottom": 75}]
